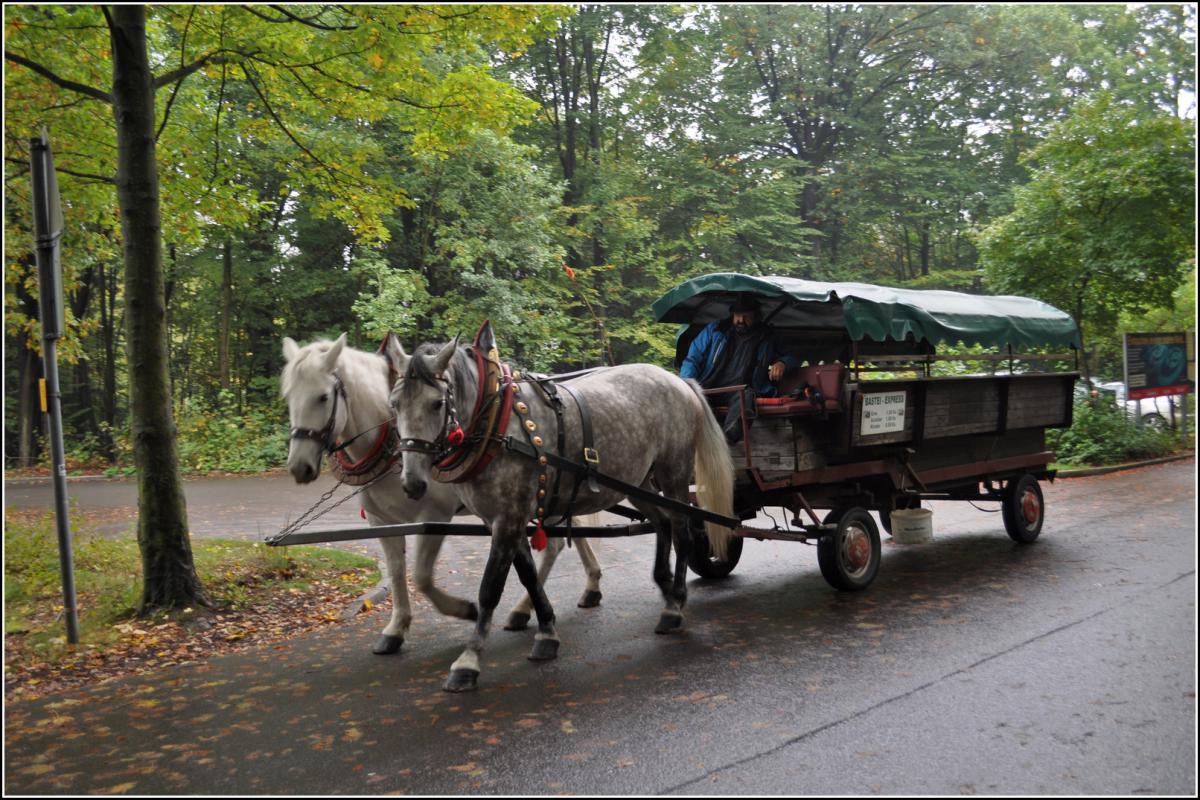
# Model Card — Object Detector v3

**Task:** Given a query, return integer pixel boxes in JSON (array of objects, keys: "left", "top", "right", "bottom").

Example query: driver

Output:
[{"left": 680, "top": 293, "right": 797, "bottom": 441}]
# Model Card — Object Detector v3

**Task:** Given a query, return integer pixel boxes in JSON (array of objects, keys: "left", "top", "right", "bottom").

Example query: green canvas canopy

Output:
[{"left": 652, "top": 273, "right": 1081, "bottom": 351}]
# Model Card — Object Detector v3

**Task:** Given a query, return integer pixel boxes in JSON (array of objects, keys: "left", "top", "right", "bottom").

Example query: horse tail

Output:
[{"left": 684, "top": 378, "right": 735, "bottom": 560}]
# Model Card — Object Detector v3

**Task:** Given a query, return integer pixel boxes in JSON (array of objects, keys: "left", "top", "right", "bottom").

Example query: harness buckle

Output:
[{"left": 583, "top": 447, "right": 601, "bottom": 465}]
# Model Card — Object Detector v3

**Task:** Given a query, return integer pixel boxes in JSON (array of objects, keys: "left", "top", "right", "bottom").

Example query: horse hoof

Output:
[
  {"left": 443, "top": 669, "right": 479, "bottom": 693},
  {"left": 528, "top": 637, "right": 560, "bottom": 661},
  {"left": 464, "top": 603, "right": 479, "bottom": 622},
  {"left": 504, "top": 611, "right": 530, "bottom": 631},
  {"left": 577, "top": 590, "right": 602, "bottom": 608},
  {"left": 371, "top": 634, "right": 404, "bottom": 655},
  {"left": 655, "top": 612, "right": 684, "bottom": 635}
]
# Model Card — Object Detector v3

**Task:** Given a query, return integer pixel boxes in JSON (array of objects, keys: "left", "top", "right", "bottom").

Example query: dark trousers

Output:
[{"left": 711, "top": 389, "right": 757, "bottom": 444}]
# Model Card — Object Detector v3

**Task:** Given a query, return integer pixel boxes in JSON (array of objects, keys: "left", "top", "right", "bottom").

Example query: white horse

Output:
[{"left": 281, "top": 333, "right": 604, "bottom": 653}]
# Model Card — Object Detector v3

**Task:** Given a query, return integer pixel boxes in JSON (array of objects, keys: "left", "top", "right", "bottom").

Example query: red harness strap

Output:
[{"left": 333, "top": 421, "right": 395, "bottom": 473}]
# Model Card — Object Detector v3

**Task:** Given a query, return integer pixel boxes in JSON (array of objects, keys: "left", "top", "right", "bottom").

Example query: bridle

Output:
[
  {"left": 288, "top": 374, "right": 386, "bottom": 460},
  {"left": 395, "top": 376, "right": 466, "bottom": 460}
]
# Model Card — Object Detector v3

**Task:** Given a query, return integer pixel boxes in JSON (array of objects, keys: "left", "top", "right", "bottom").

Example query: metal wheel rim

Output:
[
  {"left": 840, "top": 523, "right": 872, "bottom": 578},
  {"left": 1020, "top": 488, "right": 1041, "bottom": 529}
]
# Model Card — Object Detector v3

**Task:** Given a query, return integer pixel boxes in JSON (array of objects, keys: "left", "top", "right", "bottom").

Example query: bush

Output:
[
  {"left": 175, "top": 397, "right": 289, "bottom": 474},
  {"left": 1048, "top": 398, "right": 1178, "bottom": 466}
]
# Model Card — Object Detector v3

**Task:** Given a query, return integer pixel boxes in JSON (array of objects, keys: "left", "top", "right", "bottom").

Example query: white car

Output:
[{"left": 1097, "top": 381, "right": 1183, "bottom": 430}]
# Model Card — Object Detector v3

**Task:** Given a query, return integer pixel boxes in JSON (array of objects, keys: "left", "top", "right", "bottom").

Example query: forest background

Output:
[{"left": 5, "top": 4, "right": 1196, "bottom": 477}]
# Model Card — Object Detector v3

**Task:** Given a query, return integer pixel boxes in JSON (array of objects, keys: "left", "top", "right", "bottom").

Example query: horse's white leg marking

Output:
[
  {"left": 450, "top": 648, "right": 481, "bottom": 674},
  {"left": 378, "top": 534, "right": 412, "bottom": 638},
  {"left": 573, "top": 537, "right": 603, "bottom": 593},
  {"left": 412, "top": 534, "right": 476, "bottom": 620}
]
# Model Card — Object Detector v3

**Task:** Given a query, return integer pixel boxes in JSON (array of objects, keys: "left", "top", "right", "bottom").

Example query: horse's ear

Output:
[
  {"left": 432, "top": 335, "right": 459, "bottom": 376},
  {"left": 322, "top": 333, "right": 347, "bottom": 371},
  {"left": 282, "top": 336, "right": 300, "bottom": 362},
  {"left": 384, "top": 334, "right": 409, "bottom": 374}
]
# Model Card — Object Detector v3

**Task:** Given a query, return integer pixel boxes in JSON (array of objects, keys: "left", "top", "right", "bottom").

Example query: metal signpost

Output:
[{"left": 30, "top": 131, "right": 79, "bottom": 644}]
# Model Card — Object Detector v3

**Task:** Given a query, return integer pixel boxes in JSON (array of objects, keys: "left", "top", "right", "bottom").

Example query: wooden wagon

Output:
[{"left": 654, "top": 272, "right": 1082, "bottom": 590}]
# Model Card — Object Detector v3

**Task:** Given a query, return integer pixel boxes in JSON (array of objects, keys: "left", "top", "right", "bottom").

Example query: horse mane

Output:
[
  {"left": 281, "top": 338, "right": 388, "bottom": 406},
  {"left": 406, "top": 342, "right": 476, "bottom": 409}
]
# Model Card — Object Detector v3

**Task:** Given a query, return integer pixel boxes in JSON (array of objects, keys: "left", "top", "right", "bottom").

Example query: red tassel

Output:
[
  {"left": 446, "top": 425, "right": 465, "bottom": 446},
  {"left": 531, "top": 522, "right": 548, "bottom": 552},
  {"left": 360, "top": 508, "right": 367, "bottom": 520}
]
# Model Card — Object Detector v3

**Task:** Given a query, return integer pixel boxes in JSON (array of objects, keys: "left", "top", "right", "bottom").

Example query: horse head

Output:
[
  {"left": 387, "top": 336, "right": 467, "bottom": 500},
  {"left": 280, "top": 332, "right": 348, "bottom": 483}
]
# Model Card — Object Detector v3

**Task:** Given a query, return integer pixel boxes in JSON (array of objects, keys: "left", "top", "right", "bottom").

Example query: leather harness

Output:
[{"left": 394, "top": 349, "right": 605, "bottom": 529}]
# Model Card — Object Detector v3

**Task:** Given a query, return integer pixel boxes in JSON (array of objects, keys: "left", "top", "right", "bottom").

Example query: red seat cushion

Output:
[{"left": 756, "top": 363, "right": 844, "bottom": 414}]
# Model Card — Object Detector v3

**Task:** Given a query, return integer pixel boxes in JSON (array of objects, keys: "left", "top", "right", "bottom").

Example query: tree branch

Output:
[
  {"left": 4, "top": 50, "right": 112, "bottom": 104},
  {"left": 239, "top": 64, "right": 350, "bottom": 188},
  {"left": 152, "top": 51, "right": 233, "bottom": 90},
  {"left": 156, "top": 5, "right": 197, "bottom": 140},
  {"left": 4, "top": 156, "right": 115, "bottom": 184},
  {"left": 266, "top": 4, "right": 358, "bottom": 31}
]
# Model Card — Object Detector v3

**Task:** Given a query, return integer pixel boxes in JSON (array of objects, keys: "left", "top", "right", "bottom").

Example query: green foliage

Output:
[
  {"left": 977, "top": 94, "right": 1194, "bottom": 374},
  {"left": 1047, "top": 399, "right": 1178, "bottom": 466},
  {"left": 175, "top": 393, "right": 289, "bottom": 474},
  {"left": 5, "top": 5, "right": 1195, "bottom": 473}
]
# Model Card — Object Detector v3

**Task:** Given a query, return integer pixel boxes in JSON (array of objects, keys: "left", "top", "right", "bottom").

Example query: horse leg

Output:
[
  {"left": 372, "top": 535, "right": 411, "bottom": 655},
  {"left": 661, "top": 479, "right": 694, "bottom": 613},
  {"left": 572, "top": 537, "right": 603, "bottom": 609},
  {"left": 629, "top": 496, "right": 684, "bottom": 634},
  {"left": 412, "top": 533, "right": 478, "bottom": 622},
  {"left": 511, "top": 540, "right": 560, "bottom": 661},
  {"left": 504, "top": 536, "right": 563, "bottom": 631},
  {"left": 444, "top": 525, "right": 519, "bottom": 693},
  {"left": 670, "top": 513, "right": 692, "bottom": 610}
]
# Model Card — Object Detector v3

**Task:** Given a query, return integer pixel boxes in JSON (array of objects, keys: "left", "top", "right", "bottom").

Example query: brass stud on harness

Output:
[
  {"left": 525, "top": 419, "right": 537, "bottom": 432},
  {"left": 538, "top": 456, "right": 548, "bottom": 466},
  {"left": 538, "top": 488, "right": 546, "bottom": 498},
  {"left": 533, "top": 435, "right": 544, "bottom": 447},
  {"left": 515, "top": 402, "right": 529, "bottom": 415},
  {"left": 539, "top": 474, "right": 547, "bottom": 483}
]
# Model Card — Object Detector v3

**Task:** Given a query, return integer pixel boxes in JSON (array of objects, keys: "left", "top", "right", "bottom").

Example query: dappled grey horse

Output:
[
  {"left": 280, "top": 334, "right": 605, "bottom": 654},
  {"left": 388, "top": 338, "right": 734, "bottom": 692}
]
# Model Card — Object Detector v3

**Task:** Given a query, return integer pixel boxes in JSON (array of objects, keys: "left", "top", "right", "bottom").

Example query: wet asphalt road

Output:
[{"left": 3, "top": 460, "right": 1196, "bottom": 794}]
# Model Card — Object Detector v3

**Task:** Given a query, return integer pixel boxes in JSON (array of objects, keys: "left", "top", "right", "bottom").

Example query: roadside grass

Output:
[{"left": 4, "top": 509, "right": 380, "bottom": 701}]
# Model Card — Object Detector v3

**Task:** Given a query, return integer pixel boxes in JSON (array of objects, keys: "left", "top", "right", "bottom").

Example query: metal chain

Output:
[{"left": 268, "top": 463, "right": 399, "bottom": 545}]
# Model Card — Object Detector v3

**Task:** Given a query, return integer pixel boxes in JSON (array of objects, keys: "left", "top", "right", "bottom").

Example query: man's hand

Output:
[{"left": 768, "top": 360, "right": 787, "bottom": 382}]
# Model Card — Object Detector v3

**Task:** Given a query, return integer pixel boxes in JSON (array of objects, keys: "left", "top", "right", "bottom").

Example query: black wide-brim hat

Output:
[{"left": 730, "top": 293, "right": 761, "bottom": 313}]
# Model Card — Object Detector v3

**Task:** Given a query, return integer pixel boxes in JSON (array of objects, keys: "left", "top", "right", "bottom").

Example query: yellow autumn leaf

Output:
[{"left": 369, "top": 52, "right": 385, "bottom": 69}]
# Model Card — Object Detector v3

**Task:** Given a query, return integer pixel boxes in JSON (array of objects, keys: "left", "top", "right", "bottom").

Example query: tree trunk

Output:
[
  {"left": 99, "top": 260, "right": 119, "bottom": 433},
  {"left": 18, "top": 343, "right": 42, "bottom": 467},
  {"left": 919, "top": 222, "right": 931, "bottom": 276},
  {"left": 13, "top": 271, "right": 43, "bottom": 466},
  {"left": 219, "top": 239, "right": 232, "bottom": 392},
  {"left": 109, "top": 5, "right": 207, "bottom": 613}
]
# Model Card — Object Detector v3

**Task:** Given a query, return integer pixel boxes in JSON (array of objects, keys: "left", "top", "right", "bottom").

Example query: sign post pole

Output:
[{"left": 30, "top": 131, "right": 79, "bottom": 645}]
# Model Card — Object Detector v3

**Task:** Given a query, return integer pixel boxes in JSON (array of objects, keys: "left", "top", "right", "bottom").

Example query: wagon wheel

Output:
[
  {"left": 879, "top": 496, "right": 922, "bottom": 536},
  {"left": 1001, "top": 474, "right": 1044, "bottom": 544},
  {"left": 686, "top": 518, "right": 744, "bottom": 579},
  {"left": 816, "top": 507, "right": 881, "bottom": 591}
]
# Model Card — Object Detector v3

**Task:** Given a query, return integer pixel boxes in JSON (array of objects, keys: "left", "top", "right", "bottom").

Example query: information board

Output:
[
  {"left": 1123, "top": 332, "right": 1191, "bottom": 400},
  {"left": 860, "top": 390, "right": 907, "bottom": 435}
]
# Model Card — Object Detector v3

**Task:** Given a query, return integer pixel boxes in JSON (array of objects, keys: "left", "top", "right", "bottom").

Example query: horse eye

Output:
[
  {"left": 318, "top": 394, "right": 328, "bottom": 403},
  {"left": 431, "top": 399, "right": 444, "bottom": 410}
]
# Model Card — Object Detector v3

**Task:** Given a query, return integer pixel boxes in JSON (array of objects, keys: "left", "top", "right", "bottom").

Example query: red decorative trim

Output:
[{"left": 333, "top": 422, "right": 395, "bottom": 473}]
